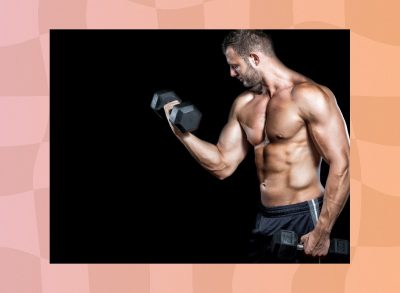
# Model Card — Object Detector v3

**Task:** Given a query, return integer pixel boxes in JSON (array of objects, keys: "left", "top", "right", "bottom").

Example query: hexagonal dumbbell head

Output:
[
  {"left": 150, "top": 90, "right": 182, "bottom": 119},
  {"left": 271, "top": 230, "right": 298, "bottom": 260},
  {"left": 169, "top": 102, "right": 202, "bottom": 133},
  {"left": 329, "top": 238, "right": 349, "bottom": 256}
]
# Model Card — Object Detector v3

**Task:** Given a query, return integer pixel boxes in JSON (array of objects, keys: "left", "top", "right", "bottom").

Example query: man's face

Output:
[{"left": 225, "top": 47, "right": 263, "bottom": 89}]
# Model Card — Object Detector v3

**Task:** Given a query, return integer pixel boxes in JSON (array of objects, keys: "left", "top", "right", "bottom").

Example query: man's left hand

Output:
[{"left": 300, "top": 228, "right": 330, "bottom": 257}]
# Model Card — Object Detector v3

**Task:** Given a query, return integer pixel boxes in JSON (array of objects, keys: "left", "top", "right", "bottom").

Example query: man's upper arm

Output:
[
  {"left": 216, "top": 95, "right": 250, "bottom": 170},
  {"left": 295, "top": 85, "right": 349, "bottom": 167}
]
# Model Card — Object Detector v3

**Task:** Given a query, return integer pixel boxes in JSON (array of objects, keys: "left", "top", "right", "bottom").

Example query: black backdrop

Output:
[{"left": 51, "top": 30, "right": 350, "bottom": 263}]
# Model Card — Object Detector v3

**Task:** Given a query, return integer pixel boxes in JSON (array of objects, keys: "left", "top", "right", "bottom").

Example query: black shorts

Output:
[{"left": 248, "top": 196, "right": 323, "bottom": 263}]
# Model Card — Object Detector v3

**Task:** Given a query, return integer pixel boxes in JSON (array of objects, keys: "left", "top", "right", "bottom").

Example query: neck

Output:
[{"left": 260, "top": 57, "right": 304, "bottom": 97}]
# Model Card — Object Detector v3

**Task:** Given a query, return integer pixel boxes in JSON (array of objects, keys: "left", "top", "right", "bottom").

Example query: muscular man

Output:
[{"left": 164, "top": 30, "right": 349, "bottom": 262}]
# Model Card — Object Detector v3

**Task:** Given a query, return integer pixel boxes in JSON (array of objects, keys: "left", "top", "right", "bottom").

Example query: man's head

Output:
[
  {"left": 222, "top": 30, "right": 275, "bottom": 92},
  {"left": 222, "top": 30, "right": 275, "bottom": 58}
]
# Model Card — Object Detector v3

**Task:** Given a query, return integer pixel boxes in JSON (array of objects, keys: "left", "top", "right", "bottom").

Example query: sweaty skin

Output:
[{"left": 164, "top": 46, "right": 349, "bottom": 258}]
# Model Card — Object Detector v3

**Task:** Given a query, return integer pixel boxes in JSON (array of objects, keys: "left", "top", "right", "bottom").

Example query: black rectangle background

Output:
[{"left": 51, "top": 30, "right": 350, "bottom": 263}]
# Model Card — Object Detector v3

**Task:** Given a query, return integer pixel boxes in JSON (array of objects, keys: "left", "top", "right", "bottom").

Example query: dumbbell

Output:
[
  {"left": 151, "top": 90, "right": 202, "bottom": 133},
  {"left": 270, "top": 230, "right": 349, "bottom": 260}
]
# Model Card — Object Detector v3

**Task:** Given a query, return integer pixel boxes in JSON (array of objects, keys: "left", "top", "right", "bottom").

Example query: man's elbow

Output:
[
  {"left": 214, "top": 173, "right": 228, "bottom": 180},
  {"left": 332, "top": 156, "right": 349, "bottom": 177},
  {"left": 336, "top": 166, "right": 349, "bottom": 180},
  {"left": 207, "top": 153, "right": 241, "bottom": 180},
  {"left": 211, "top": 167, "right": 235, "bottom": 180}
]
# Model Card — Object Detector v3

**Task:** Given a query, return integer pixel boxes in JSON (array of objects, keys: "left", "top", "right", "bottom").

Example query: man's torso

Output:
[{"left": 237, "top": 81, "right": 327, "bottom": 206}]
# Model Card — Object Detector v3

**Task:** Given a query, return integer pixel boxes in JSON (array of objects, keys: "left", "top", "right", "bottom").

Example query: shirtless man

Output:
[{"left": 164, "top": 30, "right": 349, "bottom": 262}]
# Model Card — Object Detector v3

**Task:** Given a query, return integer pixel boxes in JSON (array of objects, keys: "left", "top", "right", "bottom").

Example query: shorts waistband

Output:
[{"left": 259, "top": 195, "right": 323, "bottom": 217}]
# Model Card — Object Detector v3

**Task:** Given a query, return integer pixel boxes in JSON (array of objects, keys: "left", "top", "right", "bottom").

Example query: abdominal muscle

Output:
[{"left": 254, "top": 139, "right": 324, "bottom": 207}]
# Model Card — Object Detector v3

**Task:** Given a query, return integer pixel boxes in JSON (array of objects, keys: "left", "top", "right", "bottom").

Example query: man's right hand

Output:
[
  {"left": 151, "top": 90, "right": 202, "bottom": 133},
  {"left": 163, "top": 100, "right": 184, "bottom": 136}
]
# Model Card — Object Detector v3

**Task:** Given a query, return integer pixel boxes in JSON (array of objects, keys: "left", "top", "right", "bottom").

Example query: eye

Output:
[{"left": 231, "top": 64, "right": 239, "bottom": 71}]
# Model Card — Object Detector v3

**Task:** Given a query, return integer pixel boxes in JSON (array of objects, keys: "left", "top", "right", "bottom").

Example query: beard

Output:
[{"left": 241, "top": 66, "right": 264, "bottom": 94}]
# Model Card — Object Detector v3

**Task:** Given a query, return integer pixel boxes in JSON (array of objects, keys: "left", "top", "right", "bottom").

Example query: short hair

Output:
[{"left": 222, "top": 30, "right": 275, "bottom": 58}]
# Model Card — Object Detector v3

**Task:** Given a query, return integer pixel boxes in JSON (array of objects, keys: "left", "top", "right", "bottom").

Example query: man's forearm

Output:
[{"left": 316, "top": 163, "right": 350, "bottom": 234}]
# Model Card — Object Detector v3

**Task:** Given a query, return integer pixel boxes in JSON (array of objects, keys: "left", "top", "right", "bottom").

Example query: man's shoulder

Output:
[
  {"left": 232, "top": 90, "right": 255, "bottom": 108},
  {"left": 227, "top": 91, "right": 257, "bottom": 119},
  {"left": 236, "top": 90, "right": 256, "bottom": 101},
  {"left": 291, "top": 82, "right": 335, "bottom": 120},
  {"left": 291, "top": 82, "right": 333, "bottom": 107},
  {"left": 291, "top": 82, "right": 330, "bottom": 100}
]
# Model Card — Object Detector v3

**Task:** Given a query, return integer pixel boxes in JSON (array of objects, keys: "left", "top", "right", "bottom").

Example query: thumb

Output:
[
  {"left": 164, "top": 100, "right": 181, "bottom": 117},
  {"left": 300, "top": 233, "right": 308, "bottom": 245},
  {"left": 300, "top": 234, "right": 311, "bottom": 255}
]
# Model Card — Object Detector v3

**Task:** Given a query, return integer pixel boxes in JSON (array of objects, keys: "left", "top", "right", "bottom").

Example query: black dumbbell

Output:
[
  {"left": 151, "top": 90, "right": 202, "bottom": 133},
  {"left": 270, "top": 230, "right": 349, "bottom": 260}
]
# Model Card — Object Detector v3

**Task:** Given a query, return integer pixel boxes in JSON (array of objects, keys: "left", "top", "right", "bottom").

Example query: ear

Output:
[{"left": 249, "top": 53, "right": 260, "bottom": 67}]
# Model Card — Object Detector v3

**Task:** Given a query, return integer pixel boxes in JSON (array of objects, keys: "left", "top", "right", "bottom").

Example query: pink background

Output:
[{"left": 1, "top": 0, "right": 400, "bottom": 292}]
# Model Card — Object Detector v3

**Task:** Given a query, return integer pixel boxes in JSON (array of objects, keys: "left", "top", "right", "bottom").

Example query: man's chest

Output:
[{"left": 238, "top": 94, "right": 305, "bottom": 146}]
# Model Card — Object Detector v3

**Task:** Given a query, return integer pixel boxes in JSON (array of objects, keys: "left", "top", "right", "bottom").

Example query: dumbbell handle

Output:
[{"left": 296, "top": 239, "right": 349, "bottom": 255}]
